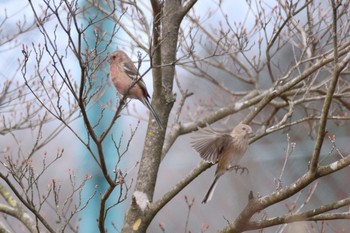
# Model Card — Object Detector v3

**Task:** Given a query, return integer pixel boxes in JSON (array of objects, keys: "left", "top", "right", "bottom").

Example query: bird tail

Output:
[
  {"left": 202, "top": 176, "right": 220, "bottom": 204},
  {"left": 143, "top": 98, "right": 164, "bottom": 130}
]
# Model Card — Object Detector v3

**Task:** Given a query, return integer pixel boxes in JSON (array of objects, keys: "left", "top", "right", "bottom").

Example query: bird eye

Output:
[{"left": 242, "top": 126, "right": 246, "bottom": 130}]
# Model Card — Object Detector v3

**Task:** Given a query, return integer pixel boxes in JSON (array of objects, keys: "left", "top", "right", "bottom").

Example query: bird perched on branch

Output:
[
  {"left": 191, "top": 123, "right": 254, "bottom": 203},
  {"left": 109, "top": 50, "right": 163, "bottom": 129}
]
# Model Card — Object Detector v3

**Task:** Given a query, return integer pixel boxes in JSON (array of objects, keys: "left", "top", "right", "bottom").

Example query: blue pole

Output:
[{"left": 77, "top": 2, "right": 124, "bottom": 232}]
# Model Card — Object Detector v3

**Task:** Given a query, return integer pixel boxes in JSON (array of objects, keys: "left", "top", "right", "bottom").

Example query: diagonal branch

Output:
[{"left": 246, "top": 196, "right": 350, "bottom": 230}]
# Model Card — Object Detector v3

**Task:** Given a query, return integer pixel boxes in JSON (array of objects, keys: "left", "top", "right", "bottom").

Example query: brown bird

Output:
[
  {"left": 109, "top": 50, "right": 163, "bottom": 129},
  {"left": 191, "top": 123, "right": 254, "bottom": 203}
]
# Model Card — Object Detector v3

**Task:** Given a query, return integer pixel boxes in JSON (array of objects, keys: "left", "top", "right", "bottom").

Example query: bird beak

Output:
[{"left": 248, "top": 132, "right": 255, "bottom": 138}]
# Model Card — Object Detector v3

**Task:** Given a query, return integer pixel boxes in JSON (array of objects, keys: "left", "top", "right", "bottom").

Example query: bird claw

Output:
[
  {"left": 227, "top": 165, "right": 249, "bottom": 175},
  {"left": 119, "top": 98, "right": 126, "bottom": 105}
]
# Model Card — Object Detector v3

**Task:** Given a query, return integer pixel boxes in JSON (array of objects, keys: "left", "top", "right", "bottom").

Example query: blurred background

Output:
[{"left": 1, "top": 0, "right": 350, "bottom": 233}]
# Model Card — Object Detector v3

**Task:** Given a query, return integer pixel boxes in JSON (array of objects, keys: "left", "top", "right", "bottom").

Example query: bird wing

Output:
[
  {"left": 123, "top": 60, "right": 139, "bottom": 80},
  {"left": 191, "top": 129, "right": 231, "bottom": 163},
  {"left": 123, "top": 60, "right": 149, "bottom": 97}
]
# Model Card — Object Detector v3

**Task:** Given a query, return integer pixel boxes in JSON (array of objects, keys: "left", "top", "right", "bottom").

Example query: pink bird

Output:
[{"left": 109, "top": 50, "right": 163, "bottom": 129}]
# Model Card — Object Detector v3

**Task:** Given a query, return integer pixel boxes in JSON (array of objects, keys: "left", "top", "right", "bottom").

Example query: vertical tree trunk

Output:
[{"left": 121, "top": 1, "right": 183, "bottom": 232}]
